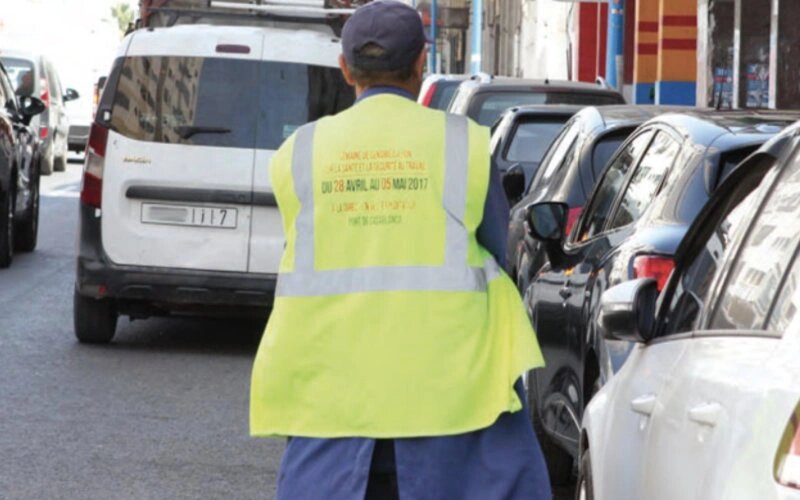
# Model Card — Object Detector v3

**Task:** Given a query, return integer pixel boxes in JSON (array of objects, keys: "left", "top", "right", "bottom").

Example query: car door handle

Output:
[
  {"left": 630, "top": 394, "right": 657, "bottom": 416},
  {"left": 687, "top": 402, "right": 722, "bottom": 427}
]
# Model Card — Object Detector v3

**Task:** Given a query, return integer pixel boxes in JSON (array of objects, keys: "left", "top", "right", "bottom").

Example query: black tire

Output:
[
  {"left": 575, "top": 449, "right": 594, "bottom": 500},
  {"left": 40, "top": 152, "right": 53, "bottom": 176},
  {"left": 73, "top": 291, "right": 118, "bottom": 344},
  {"left": 0, "top": 186, "right": 15, "bottom": 268},
  {"left": 14, "top": 169, "right": 39, "bottom": 253},
  {"left": 526, "top": 370, "right": 575, "bottom": 486},
  {"left": 54, "top": 153, "right": 66, "bottom": 172}
]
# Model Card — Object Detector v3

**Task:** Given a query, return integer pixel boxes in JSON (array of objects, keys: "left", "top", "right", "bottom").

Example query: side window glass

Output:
[
  {"left": 608, "top": 132, "right": 680, "bottom": 230},
  {"left": 661, "top": 184, "right": 761, "bottom": 335},
  {"left": 711, "top": 153, "right": 800, "bottom": 331},
  {"left": 574, "top": 130, "right": 653, "bottom": 242},
  {"left": 528, "top": 123, "right": 579, "bottom": 193},
  {"left": 0, "top": 76, "right": 7, "bottom": 104}
]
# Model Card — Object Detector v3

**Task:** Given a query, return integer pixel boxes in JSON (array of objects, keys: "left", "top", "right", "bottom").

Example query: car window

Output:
[
  {"left": 574, "top": 130, "right": 654, "bottom": 242},
  {"left": 527, "top": 121, "right": 579, "bottom": 193},
  {"left": 471, "top": 91, "right": 621, "bottom": 127},
  {"left": 504, "top": 118, "right": 568, "bottom": 163},
  {"left": 0, "top": 57, "right": 35, "bottom": 97},
  {"left": 430, "top": 81, "right": 460, "bottom": 110},
  {"left": 608, "top": 132, "right": 681, "bottom": 230},
  {"left": 108, "top": 56, "right": 353, "bottom": 150},
  {"left": 0, "top": 73, "right": 17, "bottom": 113},
  {"left": 710, "top": 151, "right": 800, "bottom": 331},
  {"left": 591, "top": 131, "right": 629, "bottom": 178},
  {"left": 660, "top": 183, "right": 762, "bottom": 335}
]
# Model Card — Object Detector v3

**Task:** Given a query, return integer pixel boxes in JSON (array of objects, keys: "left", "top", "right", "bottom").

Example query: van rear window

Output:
[{"left": 108, "top": 56, "right": 354, "bottom": 150}]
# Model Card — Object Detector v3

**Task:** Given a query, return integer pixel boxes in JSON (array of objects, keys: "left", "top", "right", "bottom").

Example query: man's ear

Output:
[
  {"left": 414, "top": 48, "right": 427, "bottom": 78},
  {"left": 339, "top": 54, "right": 356, "bottom": 86}
]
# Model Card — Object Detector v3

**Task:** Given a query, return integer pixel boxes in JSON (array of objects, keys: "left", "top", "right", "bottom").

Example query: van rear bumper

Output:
[{"left": 76, "top": 204, "right": 276, "bottom": 317}]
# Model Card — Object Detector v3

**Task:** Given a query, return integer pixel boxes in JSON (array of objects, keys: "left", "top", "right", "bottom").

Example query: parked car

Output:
[
  {"left": 490, "top": 104, "right": 581, "bottom": 186},
  {"left": 0, "top": 61, "right": 46, "bottom": 267},
  {"left": 74, "top": 23, "right": 354, "bottom": 343},
  {"left": 522, "top": 110, "right": 797, "bottom": 485},
  {"left": 504, "top": 105, "right": 680, "bottom": 293},
  {"left": 67, "top": 91, "right": 91, "bottom": 154},
  {"left": 447, "top": 75, "right": 625, "bottom": 127},
  {"left": 418, "top": 73, "right": 469, "bottom": 110},
  {"left": 580, "top": 121, "right": 800, "bottom": 499},
  {"left": 0, "top": 50, "right": 78, "bottom": 174}
]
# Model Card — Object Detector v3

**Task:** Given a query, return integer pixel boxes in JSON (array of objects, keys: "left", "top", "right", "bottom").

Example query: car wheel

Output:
[
  {"left": 40, "top": 151, "right": 53, "bottom": 176},
  {"left": 0, "top": 187, "right": 15, "bottom": 268},
  {"left": 54, "top": 153, "right": 66, "bottom": 172},
  {"left": 14, "top": 169, "right": 39, "bottom": 253},
  {"left": 73, "top": 290, "right": 118, "bottom": 344},
  {"left": 526, "top": 370, "right": 575, "bottom": 486},
  {"left": 576, "top": 449, "right": 594, "bottom": 500}
]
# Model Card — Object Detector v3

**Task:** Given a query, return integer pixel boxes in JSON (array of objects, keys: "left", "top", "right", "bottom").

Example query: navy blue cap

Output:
[{"left": 341, "top": 0, "right": 426, "bottom": 71}]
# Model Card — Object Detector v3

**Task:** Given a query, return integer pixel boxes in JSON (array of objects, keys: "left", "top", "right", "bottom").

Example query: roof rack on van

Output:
[
  {"left": 470, "top": 72, "right": 492, "bottom": 84},
  {"left": 139, "top": 0, "right": 369, "bottom": 35}
]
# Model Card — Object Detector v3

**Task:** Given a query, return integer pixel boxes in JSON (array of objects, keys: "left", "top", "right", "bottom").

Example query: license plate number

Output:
[{"left": 141, "top": 204, "right": 237, "bottom": 229}]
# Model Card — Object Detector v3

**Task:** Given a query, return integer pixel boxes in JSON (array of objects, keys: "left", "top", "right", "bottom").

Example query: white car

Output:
[
  {"left": 580, "top": 124, "right": 800, "bottom": 500},
  {"left": 73, "top": 20, "right": 354, "bottom": 343}
]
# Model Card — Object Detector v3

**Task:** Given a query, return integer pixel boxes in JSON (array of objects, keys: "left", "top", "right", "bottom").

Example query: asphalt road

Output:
[
  {"left": 0, "top": 157, "right": 572, "bottom": 500},
  {"left": 0, "top": 158, "right": 282, "bottom": 499}
]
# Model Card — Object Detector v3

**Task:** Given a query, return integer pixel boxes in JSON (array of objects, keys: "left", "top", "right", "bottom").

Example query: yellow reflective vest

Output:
[{"left": 250, "top": 94, "right": 544, "bottom": 438}]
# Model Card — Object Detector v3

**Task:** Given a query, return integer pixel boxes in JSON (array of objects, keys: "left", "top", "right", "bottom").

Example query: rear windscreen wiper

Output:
[{"left": 176, "top": 125, "right": 232, "bottom": 140}]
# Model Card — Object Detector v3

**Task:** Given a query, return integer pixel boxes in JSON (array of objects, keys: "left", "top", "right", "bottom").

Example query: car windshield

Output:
[
  {"left": 505, "top": 119, "right": 568, "bottom": 163},
  {"left": 108, "top": 56, "right": 353, "bottom": 150},
  {"left": 0, "top": 57, "right": 35, "bottom": 96},
  {"left": 472, "top": 91, "right": 622, "bottom": 126}
]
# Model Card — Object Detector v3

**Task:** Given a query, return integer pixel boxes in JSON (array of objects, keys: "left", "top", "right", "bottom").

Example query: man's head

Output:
[{"left": 339, "top": 0, "right": 427, "bottom": 97}]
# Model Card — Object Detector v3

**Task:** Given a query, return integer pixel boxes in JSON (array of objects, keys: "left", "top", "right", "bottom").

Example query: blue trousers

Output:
[{"left": 276, "top": 381, "right": 552, "bottom": 500}]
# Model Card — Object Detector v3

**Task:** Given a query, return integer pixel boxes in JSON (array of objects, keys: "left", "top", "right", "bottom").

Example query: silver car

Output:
[{"left": 0, "top": 49, "right": 78, "bottom": 174}]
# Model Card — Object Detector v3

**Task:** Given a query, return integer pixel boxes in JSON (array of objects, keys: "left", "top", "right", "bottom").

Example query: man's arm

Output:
[{"left": 476, "top": 165, "right": 510, "bottom": 268}]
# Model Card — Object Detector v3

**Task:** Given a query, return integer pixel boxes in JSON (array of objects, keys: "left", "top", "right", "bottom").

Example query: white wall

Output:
[{"left": 518, "top": 0, "right": 573, "bottom": 79}]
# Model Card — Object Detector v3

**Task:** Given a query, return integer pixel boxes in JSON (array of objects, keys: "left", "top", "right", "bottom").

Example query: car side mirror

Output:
[
  {"left": 64, "top": 88, "right": 80, "bottom": 102},
  {"left": 19, "top": 96, "right": 46, "bottom": 125},
  {"left": 598, "top": 278, "right": 658, "bottom": 343},
  {"left": 502, "top": 163, "right": 526, "bottom": 204},
  {"left": 525, "top": 202, "right": 567, "bottom": 241}
]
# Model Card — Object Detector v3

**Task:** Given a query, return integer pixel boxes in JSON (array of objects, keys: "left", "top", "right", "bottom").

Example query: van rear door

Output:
[
  {"left": 101, "top": 29, "right": 263, "bottom": 273},
  {"left": 248, "top": 31, "right": 354, "bottom": 273}
]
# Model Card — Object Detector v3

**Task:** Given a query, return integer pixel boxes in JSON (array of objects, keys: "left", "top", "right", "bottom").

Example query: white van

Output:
[{"left": 74, "top": 23, "right": 354, "bottom": 342}]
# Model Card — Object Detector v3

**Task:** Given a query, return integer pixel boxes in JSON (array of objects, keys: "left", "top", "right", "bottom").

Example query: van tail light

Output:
[
  {"left": 633, "top": 255, "right": 675, "bottom": 292},
  {"left": 80, "top": 122, "right": 109, "bottom": 208},
  {"left": 39, "top": 77, "right": 49, "bottom": 108},
  {"left": 776, "top": 405, "right": 800, "bottom": 489},
  {"left": 565, "top": 206, "right": 583, "bottom": 238},
  {"left": 39, "top": 126, "right": 49, "bottom": 139},
  {"left": 420, "top": 83, "right": 437, "bottom": 107}
]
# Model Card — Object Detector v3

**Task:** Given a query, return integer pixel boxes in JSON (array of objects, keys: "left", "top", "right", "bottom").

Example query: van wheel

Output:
[
  {"left": 576, "top": 449, "right": 594, "bottom": 500},
  {"left": 0, "top": 187, "right": 15, "bottom": 268},
  {"left": 40, "top": 153, "right": 53, "bottom": 176},
  {"left": 74, "top": 291, "right": 118, "bottom": 344},
  {"left": 15, "top": 170, "right": 39, "bottom": 252}
]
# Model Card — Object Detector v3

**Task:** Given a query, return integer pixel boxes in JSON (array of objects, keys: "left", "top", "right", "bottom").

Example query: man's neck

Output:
[{"left": 355, "top": 82, "right": 420, "bottom": 100}]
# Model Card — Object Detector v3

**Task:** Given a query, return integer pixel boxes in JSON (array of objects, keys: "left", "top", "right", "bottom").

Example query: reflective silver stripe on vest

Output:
[{"left": 277, "top": 114, "right": 500, "bottom": 297}]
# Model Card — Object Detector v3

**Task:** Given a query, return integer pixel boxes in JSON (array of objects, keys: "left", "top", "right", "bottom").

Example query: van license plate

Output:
[{"left": 141, "top": 204, "right": 238, "bottom": 229}]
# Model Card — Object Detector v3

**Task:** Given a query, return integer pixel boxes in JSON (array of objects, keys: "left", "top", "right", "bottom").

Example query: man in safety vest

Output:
[{"left": 250, "top": 1, "right": 551, "bottom": 498}]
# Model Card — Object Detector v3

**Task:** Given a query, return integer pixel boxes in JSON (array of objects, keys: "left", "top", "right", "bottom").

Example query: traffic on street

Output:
[{"left": 2, "top": 0, "right": 800, "bottom": 499}]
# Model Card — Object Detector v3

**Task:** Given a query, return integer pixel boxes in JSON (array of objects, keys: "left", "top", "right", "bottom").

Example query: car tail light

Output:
[
  {"left": 80, "top": 122, "right": 109, "bottom": 208},
  {"left": 40, "top": 77, "right": 49, "bottom": 108},
  {"left": 420, "top": 83, "right": 437, "bottom": 107},
  {"left": 633, "top": 255, "right": 675, "bottom": 292},
  {"left": 776, "top": 405, "right": 800, "bottom": 489},
  {"left": 39, "top": 126, "right": 48, "bottom": 139},
  {"left": 564, "top": 206, "right": 582, "bottom": 238}
]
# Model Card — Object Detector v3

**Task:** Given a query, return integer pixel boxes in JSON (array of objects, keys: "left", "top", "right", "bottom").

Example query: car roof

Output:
[
  {"left": 570, "top": 105, "right": 691, "bottom": 137},
  {"left": 460, "top": 76, "right": 623, "bottom": 96},
  {"left": 644, "top": 109, "right": 800, "bottom": 152},
  {"left": 0, "top": 49, "right": 42, "bottom": 63},
  {"left": 124, "top": 24, "right": 342, "bottom": 67}
]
